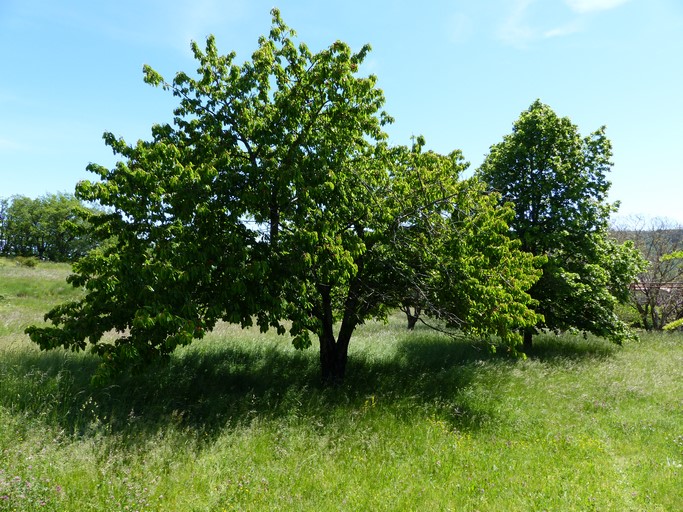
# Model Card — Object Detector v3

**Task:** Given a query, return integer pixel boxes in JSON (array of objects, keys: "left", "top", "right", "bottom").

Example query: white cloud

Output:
[
  {"left": 498, "top": 0, "right": 630, "bottom": 46},
  {"left": 565, "top": 0, "right": 631, "bottom": 14},
  {"left": 544, "top": 19, "right": 583, "bottom": 38},
  {"left": 498, "top": 0, "right": 537, "bottom": 47}
]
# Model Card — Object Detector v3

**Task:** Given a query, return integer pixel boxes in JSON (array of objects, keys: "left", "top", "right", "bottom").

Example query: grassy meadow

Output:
[{"left": 0, "top": 258, "right": 681, "bottom": 511}]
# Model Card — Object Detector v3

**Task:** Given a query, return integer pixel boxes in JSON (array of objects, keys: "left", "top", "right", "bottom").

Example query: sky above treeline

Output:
[{"left": 1, "top": 0, "right": 681, "bottom": 224}]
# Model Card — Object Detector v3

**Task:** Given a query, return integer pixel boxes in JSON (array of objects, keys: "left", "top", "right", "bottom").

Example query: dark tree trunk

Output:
[
  {"left": 269, "top": 191, "right": 279, "bottom": 246},
  {"left": 523, "top": 328, "right": 533, "bottom": 352},
  {"left": 36, "top": 242, "right": 45, "bottom": 260},
  {"left": 406, "top": 314, "right": 419, "bottom": 330},
  {"left": 319, "top": 331, "right": 349, "bottom": 385},
  {"left": 402, "top": 303, "right": 421, "bottom": 330},
  {"left": 314, "top": 230, "right": 366, "bottom": 385},
  {"left": 316, "top": 283, "right": 354, "bottom": 385}
]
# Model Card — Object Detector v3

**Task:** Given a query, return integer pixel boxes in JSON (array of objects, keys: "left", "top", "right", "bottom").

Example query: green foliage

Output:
[
  {"left": 0, "top": 193, "right": 98, "bottom": 262},
  {"left": 29, "top": 9, "right": 394, "bottom": 380},
  {"left": 435, "top": 181, "right": 543, "bottom": 347},
  {"left": 14, "top": 256, "right": 39, "bottom": 268},
  {"left": 663, "top": 317, "right": 683, "bottom": 330},
  {"left": 478, "top": 100, "right": 646, "bottom": 345},
  {"left": 26, "top": 10, "right": 543, "bottom": 382},
  {"left": 663, "top": 250, "right": 683, "bottom": 261},
  {"left": 390, "top": 169, "right": 544, "bottom": 347},
  {"left": 356, "top": 139, "right": 542, "bottom": 351}
]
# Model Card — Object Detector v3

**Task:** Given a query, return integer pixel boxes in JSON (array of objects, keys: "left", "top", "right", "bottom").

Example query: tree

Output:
[
  {"left": 612, "top": 217, "right": 683, "bottom": 330},
  {"left": 477, "top": 100, "right": 645, "bottom": 349},
  {"left": 427, "top": 178, "right": 543, "bottom": 346},
  {"left": 0, "top": 193, "right": 97, "bottom": 261},
  {"left": 28, "top": 10, "right": 542, "bottom": 383},
  {"left": 363, "top": 138, "right": 543, "bottom": 344}
]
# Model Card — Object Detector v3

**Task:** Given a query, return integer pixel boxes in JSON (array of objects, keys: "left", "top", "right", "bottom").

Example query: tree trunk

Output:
[
  {"left": 269, "top": 190, "right": 279, "bottom": 246},
  {"left": 319, "top": 331, "right": 349, "bottom": 385},
  {"left": 406, "top": 313, "right": 419, "bottom": 330},
  {"left": 402, "top": 304, "right": 421, "bottom": 330},
  {"left": 523, "top": 329, "right": 533, "bottom": 352},
  {"left": 316, "top": 283, "right": 354, "bottom": 385}
]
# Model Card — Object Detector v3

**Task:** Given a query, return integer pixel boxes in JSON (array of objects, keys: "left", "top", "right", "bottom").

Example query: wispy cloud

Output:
[
  {"left": 543, "top": 20, "right": 583, "bottom": 38},
  {"left": 498, "top": 0, "right": 630, "bottom": 47},
  {"left": 565, "top": 0, "right": 631, "bottom": 14},
  {"left": 98, "top": 0, "right": 248, "bottom": 52},
  {"left": 498, "top": 0, "right": 537, "bottom": 47}
]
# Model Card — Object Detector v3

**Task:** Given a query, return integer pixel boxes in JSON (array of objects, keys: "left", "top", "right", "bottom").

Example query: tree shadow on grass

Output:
[
  {"left": 0, "top": 328, "right": 619, "bottom": 443},
  {"left": 525, "top": 332, "right": 619, "bottom": 363}
]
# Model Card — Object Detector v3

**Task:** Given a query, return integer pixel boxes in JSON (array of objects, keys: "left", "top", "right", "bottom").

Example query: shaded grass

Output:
[
  {"left": 1, "top": 322, "right": 491, "bottom": 440},
  {"left": 1, "top": 258, "right": 681, "bottom": 510}
]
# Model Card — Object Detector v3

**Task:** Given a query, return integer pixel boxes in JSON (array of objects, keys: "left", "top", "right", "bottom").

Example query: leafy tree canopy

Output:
[
  {"left": 27, "top": 10, "right": 542, "bottom": 383},
  {"left": 477, "top": 100, "right": 645, "bottom": 347},
  {"left": 0, "top": 193, "right": 97, "bottom": 261}
]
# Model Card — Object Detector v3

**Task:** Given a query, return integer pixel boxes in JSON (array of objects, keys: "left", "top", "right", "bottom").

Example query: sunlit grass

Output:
[{"left": 1, "top": 257, "right": 681, "bottom": 510}]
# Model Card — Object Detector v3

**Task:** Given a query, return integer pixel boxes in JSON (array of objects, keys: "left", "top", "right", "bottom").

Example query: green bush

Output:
[
  {"left": 14, "top": 256, "right": 39, "bottom": 268},
  {"left": 614, "top": 302, "right": 643, "bottom": 328}
]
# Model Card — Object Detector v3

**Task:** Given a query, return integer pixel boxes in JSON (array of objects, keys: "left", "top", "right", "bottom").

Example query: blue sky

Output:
[{"left": 1, "top": 0, "right": 682, "bottom": 223}]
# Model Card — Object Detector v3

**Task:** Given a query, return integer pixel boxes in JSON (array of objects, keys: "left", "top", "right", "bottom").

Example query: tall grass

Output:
[{"left": 1, "top": 257, "right": 681, "bottom": 510}]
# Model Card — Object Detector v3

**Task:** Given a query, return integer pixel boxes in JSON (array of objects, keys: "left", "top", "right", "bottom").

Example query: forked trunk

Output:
[
  {"left": 402, "top": 304, "right": 421, "bottom": 330},
  {"left": 315, "top": 254, "right": 364, "bottom": 384},
  {"left": 319, "top": 331, "right": 349, "bottom": 385},
  {"left": 316, "top": 283, "right": 355, "bottom": 385},
  {"left": 406, "top": 314, "right": 419, "bottom": 330}
]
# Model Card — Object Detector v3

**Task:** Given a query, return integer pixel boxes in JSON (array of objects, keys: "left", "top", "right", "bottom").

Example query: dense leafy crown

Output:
[
  {"left": 27, "top": 10, "right": 543, "bottom": 380},
  {"left": 478, "top": 100, "right": 645, "bottom": 343}
]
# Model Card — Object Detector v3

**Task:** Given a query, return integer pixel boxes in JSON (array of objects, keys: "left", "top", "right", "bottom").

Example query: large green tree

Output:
[
  {"left": 477, "top": 100, "right": 644, "bottom": 349},
  {"left": 28, "top": 10, "right": 541, "bottom": 383}
]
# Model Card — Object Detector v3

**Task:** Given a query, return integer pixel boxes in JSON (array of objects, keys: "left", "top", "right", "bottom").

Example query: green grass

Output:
[
  {"left": 1, "top": 257, "right": 681, "bottom": 510},
  {"left": 0, "top": 258, "right": 81, "bottom": 335}
]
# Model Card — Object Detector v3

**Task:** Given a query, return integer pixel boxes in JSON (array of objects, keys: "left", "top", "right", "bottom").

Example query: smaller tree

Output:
[
  {"left": 427, "top": 178, "right": 544, "bottom": 347},
  {"left": 377, "top": 138, "right": 543, "bottom": 347},
  {"left": 477, "top": 100, "right": 645, "bottom": 349},
  {"left": 663, "top": 246, "right": 683, "bottom": 331},
  {"left": 663, "top": 247, "right": 683, "bottom": 331}
]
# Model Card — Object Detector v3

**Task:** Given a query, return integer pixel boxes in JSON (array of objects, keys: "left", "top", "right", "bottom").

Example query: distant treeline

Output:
[
  {"left": 0, "top": 193, "right": 99, "bottom": 262},
  {"left": 614, "top": 228, "right": 683, "bottom": 249}
]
